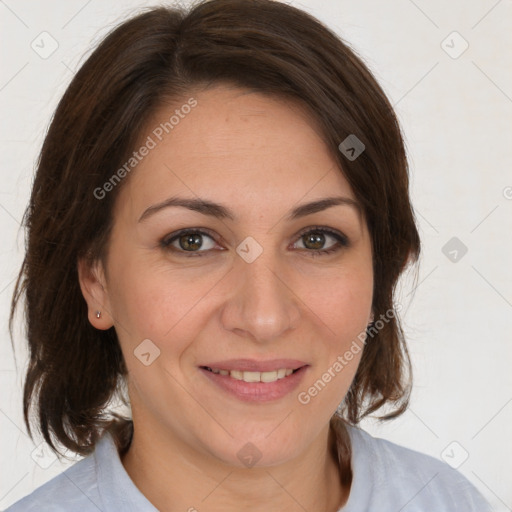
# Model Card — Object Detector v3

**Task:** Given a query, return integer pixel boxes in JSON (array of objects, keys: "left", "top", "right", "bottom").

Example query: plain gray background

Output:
[{"left": 1, "top": 0, "right": 511, "bottom": 510}]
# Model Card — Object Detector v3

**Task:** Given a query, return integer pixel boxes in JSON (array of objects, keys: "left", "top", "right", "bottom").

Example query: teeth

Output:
[
  {"left": 243, "top": 371, "right": 261, "bottom": 383},
  {"left": 206, "top": 367, "right": 298, "bottom": 383},
  {"left": 260, "top": 371, "right": 278, "bottom": 383}
]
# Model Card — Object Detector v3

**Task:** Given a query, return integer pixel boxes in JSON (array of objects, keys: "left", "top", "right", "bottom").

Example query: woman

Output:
[{"left": 7, "top": 0, "right": 491, "bottom": 510}]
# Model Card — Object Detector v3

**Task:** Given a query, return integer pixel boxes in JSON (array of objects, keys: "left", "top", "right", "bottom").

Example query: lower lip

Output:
[{"left": 199, "top": 366, "right": 309, "bottom": 402}]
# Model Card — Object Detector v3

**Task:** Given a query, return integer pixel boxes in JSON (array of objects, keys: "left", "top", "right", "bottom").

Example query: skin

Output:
[{"left": 79, "top": 85, "right": 374, "bottom": 512}]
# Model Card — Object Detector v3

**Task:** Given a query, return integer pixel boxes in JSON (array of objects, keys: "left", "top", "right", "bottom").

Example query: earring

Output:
[{"left": 95, "top": 311, "right": 101, "bottom": 319}]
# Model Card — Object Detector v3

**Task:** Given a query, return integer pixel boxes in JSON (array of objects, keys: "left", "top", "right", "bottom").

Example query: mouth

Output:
[
  {"left": 200, "top": 366, "right": 303, "bottom": 383},
  {"left": 198, "top": 360, "right": 309, "bottom": 402}
]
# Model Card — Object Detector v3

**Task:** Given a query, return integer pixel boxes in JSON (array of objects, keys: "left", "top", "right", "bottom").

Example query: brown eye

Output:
[
  {"left": 302, "top": 232, "right": 327, "bottom": 250},
  {"left": 293, "top": 227, "right": 349, "bottom": 256},
  {"left": 161, "top": 229, "right": 217, "bottom": 256},
  {"left": 178, "top": 233, "right": 204, "bottom": 251}
]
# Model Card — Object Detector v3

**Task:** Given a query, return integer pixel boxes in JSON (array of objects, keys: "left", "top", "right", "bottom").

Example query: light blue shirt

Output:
[{"left": 5, "top": 425, "right": 491, "bottom": 511}]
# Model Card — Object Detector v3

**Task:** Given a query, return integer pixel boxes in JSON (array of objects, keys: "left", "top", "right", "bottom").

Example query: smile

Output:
[
  {"left": 201, "top": 366, "right": 299, "bottom": 383},
  {"left": 199, "top": 363, "right": 309, "bottom": 402}
]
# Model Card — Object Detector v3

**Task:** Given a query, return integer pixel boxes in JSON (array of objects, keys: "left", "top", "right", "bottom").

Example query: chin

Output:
[{"left": 199, "top": 426, "right": 307, "bottom": 469}]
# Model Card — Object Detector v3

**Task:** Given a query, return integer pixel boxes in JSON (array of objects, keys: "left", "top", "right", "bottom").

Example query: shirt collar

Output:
[{"left": 94, "top": 431, "right": 159, "bottom": 511}]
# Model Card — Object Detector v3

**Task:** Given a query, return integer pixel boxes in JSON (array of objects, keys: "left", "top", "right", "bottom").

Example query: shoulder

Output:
[
  {"left": 4, "top": 432, "right": 156, "bottom": 512},
  {"left": 4, "top": 453, "right": 101, "bottom": 512},
  {"left": 344, "top": 425, "right": 492, "bottom": 511}
]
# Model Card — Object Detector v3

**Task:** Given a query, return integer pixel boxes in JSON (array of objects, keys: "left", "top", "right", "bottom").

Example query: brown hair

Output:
[{"left": 10, "top": 0, "right": 420, "bottom": 475}]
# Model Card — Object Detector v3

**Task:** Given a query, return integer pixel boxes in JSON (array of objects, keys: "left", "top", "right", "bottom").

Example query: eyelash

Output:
[{"left": 160, "top": 226, "right": 349, "bottom": 258}]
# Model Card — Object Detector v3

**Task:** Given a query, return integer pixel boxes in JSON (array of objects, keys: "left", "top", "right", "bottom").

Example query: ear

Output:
[{"left": 77, "top": 256, "right": 114, "bottom": 330}]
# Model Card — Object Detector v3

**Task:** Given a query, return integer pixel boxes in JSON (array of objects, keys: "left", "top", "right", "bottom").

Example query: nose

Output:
[{"left": 220, "top": 248, "right": 301, "bottom": 343}]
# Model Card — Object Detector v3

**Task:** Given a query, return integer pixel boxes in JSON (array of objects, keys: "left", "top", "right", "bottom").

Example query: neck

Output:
[{"left": 120, "top": 418, "right": 351, "bottom": 512}]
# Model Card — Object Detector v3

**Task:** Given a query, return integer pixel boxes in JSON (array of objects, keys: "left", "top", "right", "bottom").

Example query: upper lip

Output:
[{"left": 199, "top": 359, "right": 308, "bottom": 372}]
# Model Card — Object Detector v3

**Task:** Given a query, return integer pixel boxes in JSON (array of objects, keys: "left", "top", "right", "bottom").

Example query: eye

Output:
[
  {"left": 292, "top": 226, "right": 349, "bottom": 257},
  {"left": 161, "top": 229, "right": 218, "bottom": 257},
  {"left": 160, "top": 226, "right": 349, "bottom": 258}
]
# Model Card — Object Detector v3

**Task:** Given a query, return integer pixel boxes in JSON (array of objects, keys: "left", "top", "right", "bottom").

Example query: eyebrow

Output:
[{"left": 138, "top": 195, "right": 361, "bottom": 223}]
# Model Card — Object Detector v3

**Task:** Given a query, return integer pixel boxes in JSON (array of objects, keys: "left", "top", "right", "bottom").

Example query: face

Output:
[{"left": 80, "top": 85, "right": 374, "bottom": 468}]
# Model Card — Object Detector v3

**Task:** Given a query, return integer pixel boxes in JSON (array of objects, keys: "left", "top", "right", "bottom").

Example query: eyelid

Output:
[
  {"left": 161, "top": 227, "right": 220, "bottom": 249},
  {"left": 293, "top": 225, "right": 349, "bottom": 245}
]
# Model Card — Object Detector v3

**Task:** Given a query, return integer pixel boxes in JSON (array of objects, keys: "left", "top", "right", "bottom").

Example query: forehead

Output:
[{"left": 117, "top": 85, "right": 356, "bottom": 219}]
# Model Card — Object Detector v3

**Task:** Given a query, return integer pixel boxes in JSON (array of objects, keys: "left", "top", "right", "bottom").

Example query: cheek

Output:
[
  {"left": 298, "top": 265, "right": 372, "bottom": 397},
  {"left": 304, "top": 266, "right": 373, "bottom": 337},
  {"left": 107, "top": 255, "right": 221, "bottom": 349}
]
